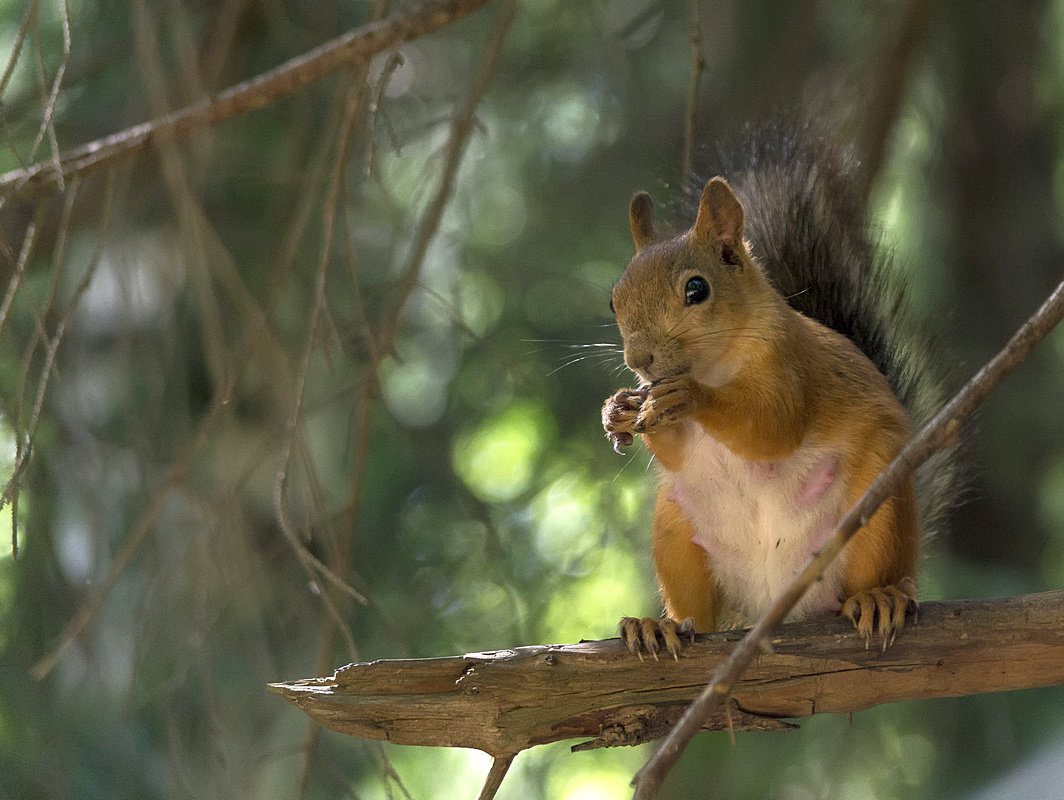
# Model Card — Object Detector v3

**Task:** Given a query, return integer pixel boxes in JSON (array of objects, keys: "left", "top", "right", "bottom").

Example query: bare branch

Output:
[
  {"left": 631, "top": 277, "right": 1064, "bottom": 798},
  {"left": 0, "top": 0, "right": 498, "bottom": 201},
  {"left": 0, "top": 1, "right": 39, "bottom": 102},
  {"left": 0, "top": 199, "right": 44, "bottom": 335},
  {"left": 273, "top": 73, "right": 372, "bottom": 624},
  {"left": 270, "top": 591, "right": 1064, "bottom": 758},
  {"left": 27, "top": 0, "right": 71, "bottom": 189},
  {"left": 856, "top": 0, "right": 936, "bottom": 201},
  {"left": 379, "top": 0, "right": 517, "bottom": 352},
  {"left": 31, "top": 376, "right": 238, "bottom": 680}
]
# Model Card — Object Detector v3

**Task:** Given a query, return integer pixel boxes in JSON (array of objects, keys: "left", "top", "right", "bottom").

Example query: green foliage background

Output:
[{"left": 2, "top": 1, "right": 1064, "bottom": 798}]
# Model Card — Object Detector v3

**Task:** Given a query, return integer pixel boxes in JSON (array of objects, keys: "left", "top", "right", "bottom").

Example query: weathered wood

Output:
[{"left": 269, "top": 591, "right": 1064, "bottom": 759}]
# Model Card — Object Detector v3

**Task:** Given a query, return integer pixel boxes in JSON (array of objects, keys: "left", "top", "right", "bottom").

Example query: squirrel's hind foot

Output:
[
  {"left": 841, "top": 577, "right": 918, "bottom": 650},
  {"left": 619, "top": 615, "right": 695, "bottom": 660}
]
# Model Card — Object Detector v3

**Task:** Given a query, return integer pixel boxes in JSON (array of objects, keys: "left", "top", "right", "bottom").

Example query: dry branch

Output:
[
  {"left": 270, "top": 591, "right": 1064, "bottom": 759},
  {"left": 0, "top": 0, "right": 496, "bottom": 200}
]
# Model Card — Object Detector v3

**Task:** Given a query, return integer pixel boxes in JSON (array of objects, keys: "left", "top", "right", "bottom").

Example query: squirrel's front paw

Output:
[
  {"left": 619, "top": 615, "right": 695, "bottom": 660},
  {"left": 841, "top": 577, "right": 918, "bottom": 650},
  {"left": 633, "top": 376, "right": 694, "bottom": 433},
  {"left": 602, "top": 387, "right": 648, "bottom": 453}
]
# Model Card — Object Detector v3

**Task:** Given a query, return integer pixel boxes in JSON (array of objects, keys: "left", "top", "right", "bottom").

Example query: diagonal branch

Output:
[
  {"left": 855, "top": 0, "right": 937, "bottom": 202},
  {"left": 679, "top": 0, "right": 704, "bottom": 195},
  {"left": 631, "top": 278, "right": 1064, "bottom": 798},
  {"left": 379, "top": 0, "right": 517, "bottom": 353},
  {"left": 0, "top": 0, "right": 497, "bottom": 201}
]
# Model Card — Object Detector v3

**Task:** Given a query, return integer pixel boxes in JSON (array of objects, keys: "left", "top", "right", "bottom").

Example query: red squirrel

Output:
[{"left": 602, "top": 134, "right": 951, "bottom": 656}]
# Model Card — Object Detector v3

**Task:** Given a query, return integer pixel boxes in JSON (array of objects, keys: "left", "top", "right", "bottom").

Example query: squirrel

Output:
[{"left": 602, "top": 129, "right": 953, "bottom": 657}]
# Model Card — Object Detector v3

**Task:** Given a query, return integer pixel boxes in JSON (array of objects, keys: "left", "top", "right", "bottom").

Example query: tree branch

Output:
[
  {"left": 679, "top": 0, "right": 705, "bottom": 195},
  {"left": 379, "top": 0, "right": 516, "bottom": 352},
  {"left": 0, "top": 0, "right": 496, "bottom": 201},
  {"left": 856, "top": 0, "right": 936, "bottom": 202},
  {"left": 270, "top": 591, "right": 1064, "bottom": 760}
]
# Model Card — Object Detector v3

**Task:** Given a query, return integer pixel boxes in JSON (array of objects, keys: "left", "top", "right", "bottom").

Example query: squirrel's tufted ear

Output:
[
  {"left": 694, "top": 177, "right": 744, "bottom": 256},
  {"left": 629, "top": 192, "right": 657, "bottom": 251}
]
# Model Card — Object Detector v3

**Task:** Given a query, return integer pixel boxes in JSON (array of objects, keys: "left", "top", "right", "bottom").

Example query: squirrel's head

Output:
[{"left": 610, "top": 177, "right": 766, "bottom": 387}]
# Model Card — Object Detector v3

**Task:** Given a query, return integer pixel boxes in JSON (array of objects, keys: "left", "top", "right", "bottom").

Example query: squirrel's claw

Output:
[
  {"left": 841, "top": 578, "right": 918, "bottom": 650},
  {"left": 619, "top": 615, "right": 695, "bottom": 661},
  {"left": 633, "top": 376, "right": 693, "bottom": 433}
]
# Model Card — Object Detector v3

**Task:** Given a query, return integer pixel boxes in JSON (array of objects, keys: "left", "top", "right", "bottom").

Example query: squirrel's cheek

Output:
[{"left": 690, "top": 352, "right": 743, "bottom": 389}]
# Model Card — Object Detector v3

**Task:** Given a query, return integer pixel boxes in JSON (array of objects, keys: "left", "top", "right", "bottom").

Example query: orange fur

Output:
[{"left": 651, "top": 488, "right": 721, "bottom": 632}]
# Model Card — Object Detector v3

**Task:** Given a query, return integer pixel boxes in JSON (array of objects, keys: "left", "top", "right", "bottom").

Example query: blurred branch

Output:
[
  {"left": 379, "top": 0, "right": 517, "bottom": 352},
  {"left": 856, "top": 0, "right": 936, "bottom": 201},
  {"left": 632, "top": 277, "right": 1064, "bottom": 798},
  {"left": 680, "top": 0, "right": 704, "bottom": 195},
  {"left": 274, "top": 73, "right": 371, "bottom": 644},
  {"left": 2, "top": 175, "right": 111, "bottom": 558},
  {"left": 0, "top": 0, "right": 497, "bottom": 201},
  {"left": 0, "top": 197, "right": 43, "bottom": 335},
  {"left": 27, "top": 0, "right": 71, "bottom": 190},
  {"left": 271, "top": 591, "right": 1064, "bottom": 757},
  {"left": 0, "top": 0, "right": 41, "bottom": 173},
  {"left": 32, "top": 371, "right": 237, "bottom": 681}
]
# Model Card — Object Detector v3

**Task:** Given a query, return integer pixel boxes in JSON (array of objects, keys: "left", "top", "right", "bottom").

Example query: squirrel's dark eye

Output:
[
  {"left": 609, "top": 298, "right": 616, "bottom": 314},
  {"left": 684, "top": 276, "right": 710, "bottom": 305}
]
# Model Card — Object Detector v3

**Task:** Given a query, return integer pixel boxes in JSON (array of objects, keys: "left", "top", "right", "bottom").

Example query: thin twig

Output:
[
  {"left": 31, "top": 376, "right": 237, "bottom": 680},
  {"left": 631, "top": 277, "right": 1064, "bottom": 799},
  {"left": 380, "top": 0, "right": 517, "bottom": 352},
  {"left": 0, "top": 0, "right": 497, "bottom": 200},
  {"left": 0, "top": 199, "right": 45, "bottom": 336},
  {"left": 0, "top": 1, "right": 39, "bottom": 188},
  {"left": 8, "top": 184, "right": 74, "bottom": 439},
  {"left": 364, "top": 49, "right": 406, "bottom": 178},
  {"left": 0, "top": 0, "right": 39, "bottom": 99},
  {"left": 27, "top": 0, "right": 71, "bottom": 190},
  {"left": 265, "top": 78, "right": 350, "bottom": 308},
  {"left": 295, "top": 59, "right": 383, "bottom": 800},
  {"left": 282, "top": 68, "right": 372, "bottom": 800},
  {"left": 5, "top": 183, "right": 79, "bottom": 557},
  {"left": 476, "top": 755, "right": 516, "bottom": 800},
  {"left": 274, "top": 73, "right": 371, "bottom": 624},
  {"left": 2, "top": 175, "right": 113, "bottom": 557}
]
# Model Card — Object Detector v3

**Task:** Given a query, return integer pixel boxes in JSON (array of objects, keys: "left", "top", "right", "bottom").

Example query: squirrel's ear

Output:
[
  {"left": 629, "top": 192, "right": 657, "bottom": 251},
  {"left": 694, "top": 177, "right": 744, "bottom": 253}
]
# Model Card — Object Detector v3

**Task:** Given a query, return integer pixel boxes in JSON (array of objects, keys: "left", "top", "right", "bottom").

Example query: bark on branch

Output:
[
  {"left": 0, "top": 0, "right": 496, "bottom": 201},
  {"left": 270, "top": 590, "right": 1064, "bottom": 759}
]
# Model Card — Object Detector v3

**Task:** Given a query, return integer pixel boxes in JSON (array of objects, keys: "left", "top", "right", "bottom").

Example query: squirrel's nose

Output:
[{"left": 625, "top": 349, "right": 654, "bottom": 374}]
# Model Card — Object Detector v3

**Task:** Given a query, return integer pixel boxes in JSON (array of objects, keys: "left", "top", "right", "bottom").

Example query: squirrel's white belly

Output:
[{"left": 662, "top": 422, "right": 849, "bottom": 623}]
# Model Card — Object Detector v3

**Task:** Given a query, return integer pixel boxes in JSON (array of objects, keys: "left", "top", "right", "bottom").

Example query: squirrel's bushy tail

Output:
[{"left": 708, "top": 125, "right": 958, "bottom": 537}]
